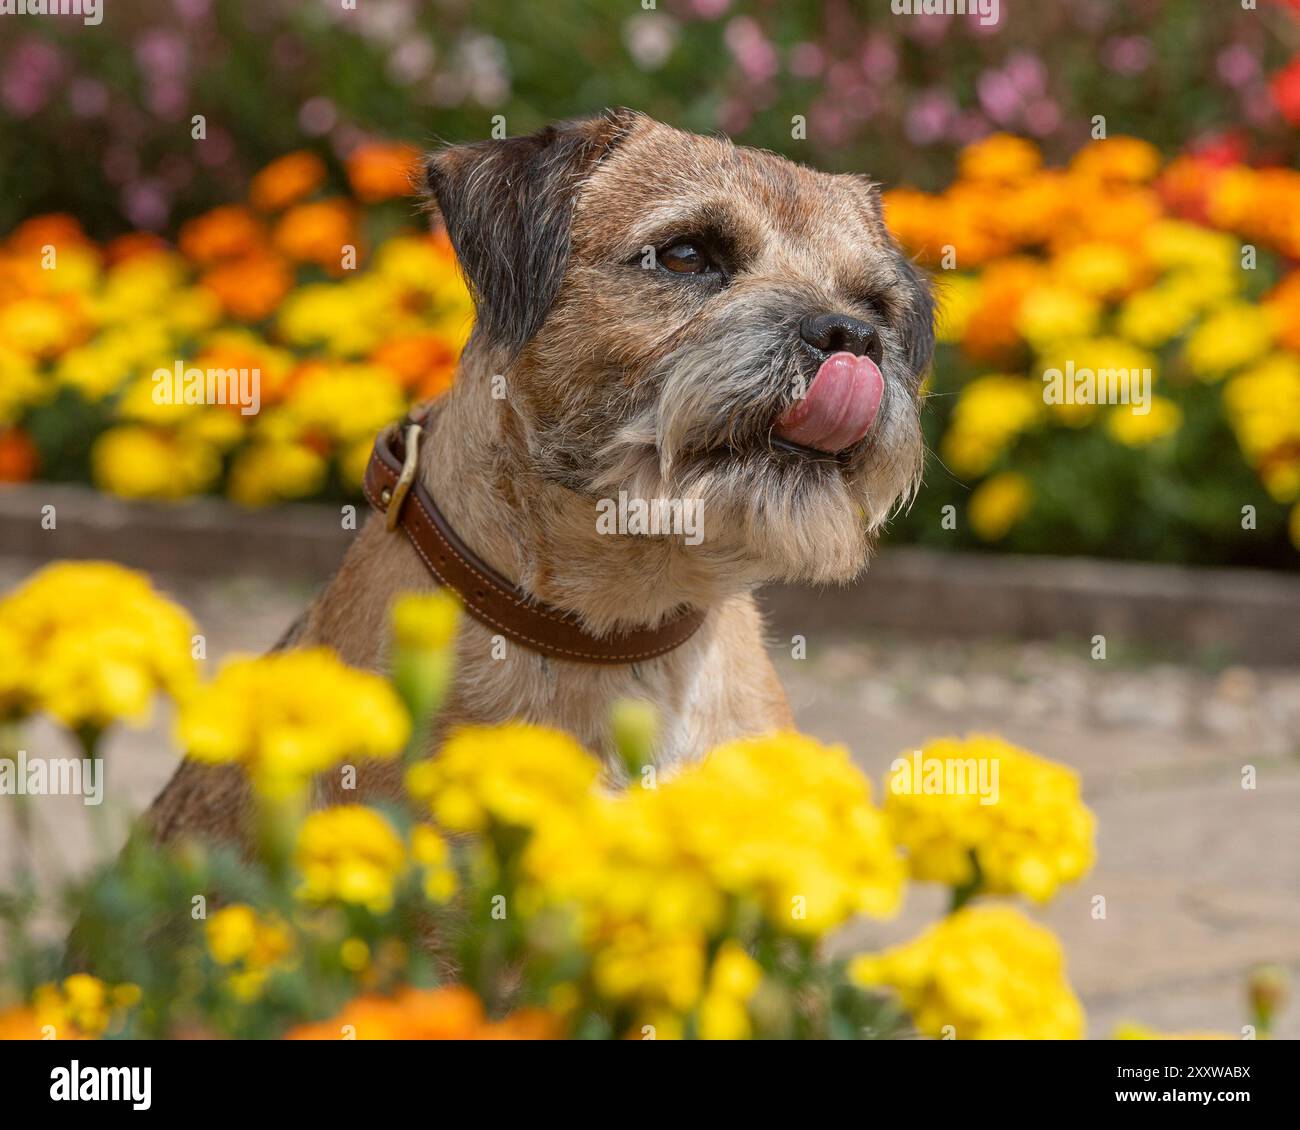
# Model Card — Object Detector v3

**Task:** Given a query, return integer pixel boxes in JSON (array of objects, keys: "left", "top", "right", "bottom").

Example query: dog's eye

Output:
[{"left": 659, "top": 241, "right": 714, "bottom": 275}]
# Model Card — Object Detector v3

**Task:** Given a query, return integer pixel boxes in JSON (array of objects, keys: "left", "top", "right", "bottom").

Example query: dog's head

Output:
[{"left": 426, "top": 110, "right": 933, "bottom": 585}]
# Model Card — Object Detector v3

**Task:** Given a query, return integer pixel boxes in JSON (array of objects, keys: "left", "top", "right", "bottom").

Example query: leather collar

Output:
[{"left": 362, "top": 411, "right": 708, "bottom": 665}]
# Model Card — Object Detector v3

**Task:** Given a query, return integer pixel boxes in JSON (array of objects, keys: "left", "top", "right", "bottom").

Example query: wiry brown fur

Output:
[{"left": 143, "top": 110, "right": 933, "bottom": 850}]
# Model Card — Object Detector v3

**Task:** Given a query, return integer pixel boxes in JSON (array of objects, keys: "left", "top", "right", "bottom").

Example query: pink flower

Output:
[
  {"left": 724, "top": 17, "right": 778, "bottom": 84},
  {"left": 2, "top": 39, "right": 65, "bottom": 119}
]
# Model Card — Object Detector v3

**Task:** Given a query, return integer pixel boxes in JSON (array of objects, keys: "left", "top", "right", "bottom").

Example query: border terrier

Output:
[{"left": 145, "top": 108, "right": 934, "bottom": 846}]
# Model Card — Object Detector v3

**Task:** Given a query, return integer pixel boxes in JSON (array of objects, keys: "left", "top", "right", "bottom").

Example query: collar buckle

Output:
[{"left": 384, "top": 423, "right": 423, "bottom": 531}]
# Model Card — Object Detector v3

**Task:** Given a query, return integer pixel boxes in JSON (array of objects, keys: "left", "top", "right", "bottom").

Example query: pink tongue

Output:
[{"left": 774, "top": 352, "right": 884, "bottom": 453}]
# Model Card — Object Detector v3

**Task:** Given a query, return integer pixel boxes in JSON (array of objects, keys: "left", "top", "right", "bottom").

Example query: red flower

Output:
[{"left": 1270, "top": 56, "right": 1300, "bottom": 125}]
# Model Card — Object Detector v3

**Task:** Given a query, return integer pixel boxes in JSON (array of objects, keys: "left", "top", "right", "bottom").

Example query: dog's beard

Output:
[{"left": 574, "top": 301, "right": 925, "bottom": 586}]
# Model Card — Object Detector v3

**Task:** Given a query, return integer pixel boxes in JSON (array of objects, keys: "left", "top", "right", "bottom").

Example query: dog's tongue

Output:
[{"left": 774, "top": 352, "right": 884, "bottom": 453}]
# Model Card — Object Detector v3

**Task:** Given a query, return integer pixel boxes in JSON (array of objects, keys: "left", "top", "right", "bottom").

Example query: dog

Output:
[{"left": 145, "top": 108, "right": 934, "bottom": 848}]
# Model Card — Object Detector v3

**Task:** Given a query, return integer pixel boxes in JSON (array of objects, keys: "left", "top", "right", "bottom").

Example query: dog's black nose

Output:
[{"left": 799, "top": 312, "right": 881, "bottom": 363}]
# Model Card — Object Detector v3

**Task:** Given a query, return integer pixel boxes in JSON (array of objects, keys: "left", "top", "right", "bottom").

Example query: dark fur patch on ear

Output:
[
  {"left": 425, "top": 109, "right": 641, "bottom": 352},
  {"left": 893, "top": 246, "right": 935, "bottom": 380}
]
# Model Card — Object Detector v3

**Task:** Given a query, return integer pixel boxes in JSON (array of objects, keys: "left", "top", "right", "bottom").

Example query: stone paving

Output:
[{"left": 2, "top": 558, "right": 1297, "bottom": 1038}]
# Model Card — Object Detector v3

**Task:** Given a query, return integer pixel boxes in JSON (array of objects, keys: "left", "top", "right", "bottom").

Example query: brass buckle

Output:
[{"left": 384, "top": 423, "right": 423, "bottom": 531}]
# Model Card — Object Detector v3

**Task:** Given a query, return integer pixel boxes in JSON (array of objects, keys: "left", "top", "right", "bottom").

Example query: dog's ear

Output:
[
  {"left": 847, "top": 175, "right": 935, "bottom": 381},
  {"left": 426, "top": 108, "right": 642, "bottom": 352},
  {"left": 893, "top": 248, "right": 935, "bottom": 380}
]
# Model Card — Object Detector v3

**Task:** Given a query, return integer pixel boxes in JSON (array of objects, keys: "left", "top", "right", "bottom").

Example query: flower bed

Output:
[
  {"left": 0, "top": 143, "right": 469, "bottom": 507},
  {"left": 884, "top": 134, "right": 1300, "bottom": 567},
  {"left": 2, "top": 135, "right": 1298, "bottom": 567},
  {"left": 0, "top": 561, "right": 1112, "bottom": 1040}
]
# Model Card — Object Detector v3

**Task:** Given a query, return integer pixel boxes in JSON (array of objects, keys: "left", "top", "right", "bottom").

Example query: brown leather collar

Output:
[{"left": 363, "top": 412, "right": 708, "bottom": 664}]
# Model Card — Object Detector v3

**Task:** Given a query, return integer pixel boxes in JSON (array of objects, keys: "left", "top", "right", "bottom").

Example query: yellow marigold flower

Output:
[
  {"left": 207, "top": 904, "right": 295, "bottom": 997},
  {"left": 167, "top": 286, "right": 223, "bottom": 336},
  {"left": 592, "top": 926, "right": 708, "bottom": 1015},
  {"left": 933, "top": 275, "right": 980, "bottom": 344},
  {"left": 92, "top": 425, "right": 221, "bottom": 501},
  {"left": 698, "top": 940, "right": 763, "bottom": 1040},
  {"left": 958, "top": 133, "right": 1041, "bottom": 182},
  {"left": 524, "top": 729, "right": 903, "bottom": 997},
  {"left": 277, "top": 277, "right": 407, "bottom": 357},
  {"left": 884, "top": 734, "right": 1094, "bottom": 903},
  {"left": 0, "top": 346, "right": 47, "bottom": 425},
  {"left": 286, "top": 986, "right": 562, "bottom": 1040},
  {"left": 1106, "top": 397, "right": 1182, "bottom": 447},
  {"left": 250, "top": 150, "right": 327, "bottom": 212},
  {"left": 391, "top": 590, "right": 462, "bottom": 652},
  {"left": 340, "top": 938, "right": 371, "bottom": 972},
  {"left": 968, "top": 472, "right": 1032, "bottom": 541},
  {"left": 0, "top": 561, "right": 196, "bottom": 728},
  {"left": 0, "top": 296, "right": 84, "bottom": 360},
  {"left": 1069, "top": 136, "right": 1160, "bottom": 183},
  {"left": 1185, "top": 302, "right": 1276, "bottom": 379},
  {"left": 1036, "top": 336, "right": 1159, "bottom": 427},
  {"left": 277, "top": 362, "right": 407, "bottom": 444},
  {"left": 29, "top": 975, "right": 140, "bottom": 1038},
  {"left": 411, "top": 824, "right": 457, "bottom": 903},
  {"left": 1222, "top": 354, "right": 1300, "bottom": 480},
  {"left": 346, "top": 141, "right": 422, "bottom": 203},
  {"left": 226, "top": 440, "right": 326, "bottom": 507},
  {"left": 1143, "top": 220, "right": 1238, "bottom": 277},
  {"left": 406, "top": 723, "right": 601, "bottom": 834},
  {"left": 654, "top": 732, "right": 904, "bottom": 931},
  {"left": 941, "top": 375, "right": 1043, "bottom": 478},
  {"left": 176, "top": 649, "right": 409, "bottom": 795},
  {"left": 1117, "top": 282, "right": 1200, "bottom": 348},
  {"left": 851, "top": 906, "right": 1084, "bottom": 1040},
  {"left": 37, "top": 244, "right": 101, "bottom": 297},
  {"left": 1051, "top": 241, "right": 1143, "bottom": 300},
  {"left": 207, "top": 904, "right": 294, "bottom": 967},
  {"left": 1016, "top": 285, "right": 1100, "bottom": 348},
  {"left": 295, "top": 805, "right": 407, "bottom": 914},
  {"left": 1113, "top": 1022, "right": 1234, "bottom": 1040}
]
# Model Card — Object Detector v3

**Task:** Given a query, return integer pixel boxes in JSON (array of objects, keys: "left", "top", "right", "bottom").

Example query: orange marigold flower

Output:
[
  {"left": 0, "top": 428, "right": 39, "bottom": 483},
  {"left": 1069, "top": 136, "right": 1161, "bottom": 184},
  {"left": 285, "top": 986, "right": 563, "bottom": 1041},
  {"left": 200, "top": 253, "right": 294, "bottom": 322},
  {"left": 1266, "top": 271, "right": 1300, "bottom": 352},
  {"left": 7, "top": 213, "right": 89, "bottom": 254},
  {"left": 958, "top": 133, "right": 1041, "bottom": 183},
  {"left": 180, "top": 205, "right": 268, "bottom": 265},
  {"left": 961, "top": 256, "right": 1046, "bottom": 363},
  {"left": 346, "top": 142, "right": 422, "bottom": 204},
  {"left": 104, "top": 231, "right": 170, "bottom": 266},
  {"left": 1155, "top": 155, "right": 1225, "bottom": 226},
  {"left": 273, "top": 199, "right": 358, "bottom": 272},
  {"left": 369, "top": 333, "right": 460, "bottom": 396},
  {"left": 251, "top": 150, "right": 328, "bottom": 212}
]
